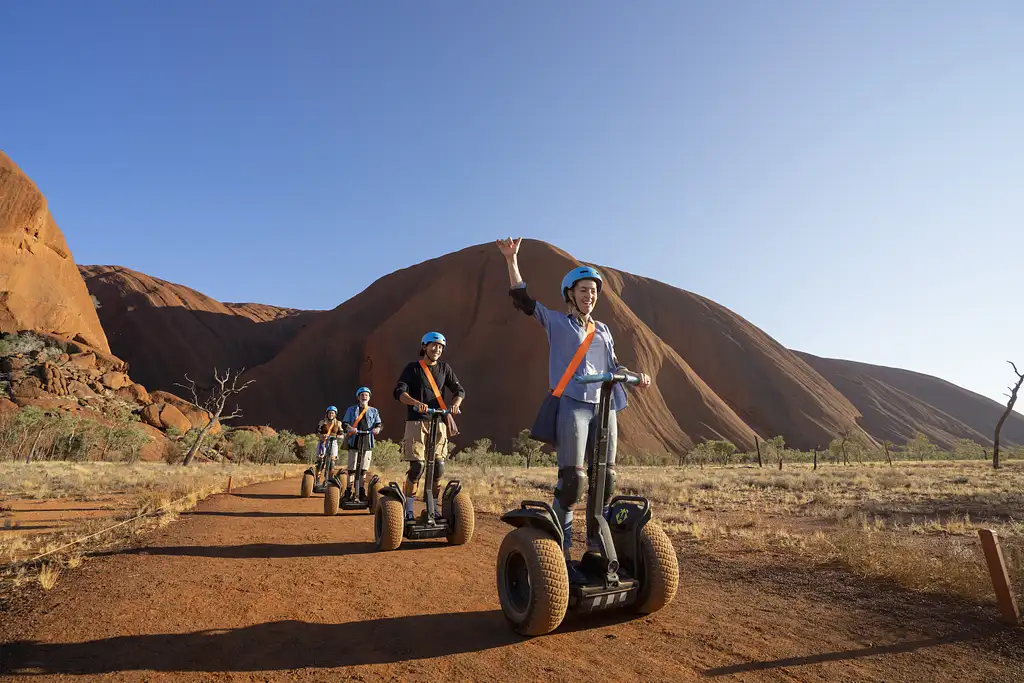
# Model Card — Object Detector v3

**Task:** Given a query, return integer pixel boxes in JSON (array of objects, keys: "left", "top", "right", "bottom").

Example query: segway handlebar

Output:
[
  {"left": 420, "top": 407, "right": 452, "bottom": 416},
  {"left": 574, "top": 371, "right": 643, "bottom": 386}
]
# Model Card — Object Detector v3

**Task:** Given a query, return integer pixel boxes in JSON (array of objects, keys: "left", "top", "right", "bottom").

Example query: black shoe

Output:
[{"left": 566, "top": 560, "right": 588, "bottom": 585}]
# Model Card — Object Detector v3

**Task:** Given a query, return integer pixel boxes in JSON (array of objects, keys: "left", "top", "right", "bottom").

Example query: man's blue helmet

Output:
[
  {"left": 326, "top": 405, "right": 338, "bottom": 414},
  {"left": 561, "top": 266, "right": 603, "bottom": 302},
  {"left": 355, "top": 386, "right": 371, "bottom": 397},
  {"left": 421, "top": 332, "right": 447, "bottom": 346}
]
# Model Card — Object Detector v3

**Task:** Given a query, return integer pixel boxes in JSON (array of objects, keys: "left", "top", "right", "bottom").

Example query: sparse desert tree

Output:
[
  {"left": 513, "top": 429, "right": 545, "bottom": 468},
  {"left": 176, "top": 367, "right": 254, "bottom": 466},
  {"left": 993, "top": 361, "right": 1024, "bottom": 470},
  {"left": 708, "top": 440, "right": 737, "bottom": 466},
  {"left": 768, "top": 435, "right": 785, "bottom": 470},
  {"left": 905, "top": 432, "right": 938, "bottom": 462},
  {"left": 952, "top": 438, "right": 985, "bottom": 461}
]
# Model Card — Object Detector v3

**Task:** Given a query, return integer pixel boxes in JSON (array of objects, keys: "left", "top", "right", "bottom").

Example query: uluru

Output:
[{"left": 81, "top": 240, "right": 1024, "bottom": 455}]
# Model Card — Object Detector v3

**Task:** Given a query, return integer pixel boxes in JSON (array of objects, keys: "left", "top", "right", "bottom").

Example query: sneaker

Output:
[
  {"left": 566, "top": 560, "right": 588, "bottom": 585},
  {"left": 405, "top": 510, "right": 415, "bottom": 522},
  {"left": 342, "top": 488, "right": 353, "bottom": 501}
]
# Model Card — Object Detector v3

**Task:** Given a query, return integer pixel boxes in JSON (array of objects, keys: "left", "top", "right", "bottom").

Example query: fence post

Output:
[
  {"left": 978, "top": 529, "right": 1020, "bottom": 626},
  {"left": 227, "top": 476, "right": 232, "bottom": 494}
]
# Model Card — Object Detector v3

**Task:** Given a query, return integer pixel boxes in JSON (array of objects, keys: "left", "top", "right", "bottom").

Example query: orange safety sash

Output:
[
  {"left": 347, "top": 405, "right": 370, "bottom": 434},
  {"left": 418, "top": 360, "right": 447, "bottom": 410},
  {"left": 552, "top": 321, "right": 596, "bottom": 398}
]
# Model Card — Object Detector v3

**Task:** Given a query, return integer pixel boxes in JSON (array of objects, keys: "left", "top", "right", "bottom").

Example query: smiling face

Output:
[
  {"left": 571, "top": 279, "right": 599, "bottom": 317},
  {"left": 423, "top": 341, "right": 444, "bottom": 362},
  {"left": 326, "top": 410, "right": 337, "bottom": 420},
  {"left": 357, "top": 392, "right": 370, "bottom": 406}
]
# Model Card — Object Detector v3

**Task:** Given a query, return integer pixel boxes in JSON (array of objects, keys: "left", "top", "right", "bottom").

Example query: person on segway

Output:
[
  {"left": 496, "top": 237, "right": 652, "bottom": 584},
  {"left": 316, "top": 406, "right": 342, "bottom": 482},
  {"left": 393, "top": 332, "right": 465, "bottom": 522},
  {"left": 341, "top": 387, "right": 382, "bottom": 502}
]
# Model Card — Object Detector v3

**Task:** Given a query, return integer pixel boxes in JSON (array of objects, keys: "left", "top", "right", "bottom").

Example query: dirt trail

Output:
[{"left": 2, "top": 477, "right": 1022, "bottom": 682}]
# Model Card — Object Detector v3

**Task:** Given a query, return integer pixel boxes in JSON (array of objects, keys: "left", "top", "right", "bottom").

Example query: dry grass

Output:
[
  {"left": 0, "top": 462, "right": 305, "bottom": 593},
  {"left": 445, "top": 460, "right": 1024, "bottom": 605}
]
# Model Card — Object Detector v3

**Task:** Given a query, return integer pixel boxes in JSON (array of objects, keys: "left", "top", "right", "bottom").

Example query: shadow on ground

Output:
[
  {"left": 1, "top": 610, "right": 522, "bottom": 674},
  {"left": 101, "top": 541, "right": 377, "bottom": 559}
]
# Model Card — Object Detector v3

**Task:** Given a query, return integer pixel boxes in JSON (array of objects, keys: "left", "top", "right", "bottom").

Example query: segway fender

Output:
[
  {"left": 304, "top": 466, "right": 316, "bottom": 478},
  {"left": 500, "top": 501, "right": 563, "bottom": 547},
  {"left": 377, "top": 482, "right": 406, "bottom": 506},
  {"left": 608, "top": 495, "right": 653, "bottom": 581}
]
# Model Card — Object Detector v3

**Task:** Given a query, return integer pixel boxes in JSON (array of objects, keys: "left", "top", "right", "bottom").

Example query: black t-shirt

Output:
[{"left": 393, "top": 360, "right": 466, "bottom": 422}]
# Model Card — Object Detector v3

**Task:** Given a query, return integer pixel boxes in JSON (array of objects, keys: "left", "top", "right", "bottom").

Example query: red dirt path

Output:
[{"left": 2, "top": 477, "right": 1022, "bottom": 682}]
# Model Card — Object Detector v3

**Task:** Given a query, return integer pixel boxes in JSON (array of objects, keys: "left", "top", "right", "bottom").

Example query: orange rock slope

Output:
[
  {"left": 80, "top": 265, "right": 319, "bottom": 393},
  {"left": 81, "top": 240, "right": 1020, "bottom": 455},
  {"left": 0, "top": 151, "right": 109, "bottom": 351}
]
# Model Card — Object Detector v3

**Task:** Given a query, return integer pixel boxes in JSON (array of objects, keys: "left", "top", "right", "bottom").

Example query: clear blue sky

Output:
[{"left": 1, "top": 1, "right": 1022, "bottom": 410}]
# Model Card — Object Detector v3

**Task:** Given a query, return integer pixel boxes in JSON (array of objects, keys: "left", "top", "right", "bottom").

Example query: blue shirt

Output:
[
  {"left": 342, "top": 405, "right": 382, "bottom": 449},
  {"left": 515, "top": 282, "right": 628, "bottom": 410}
]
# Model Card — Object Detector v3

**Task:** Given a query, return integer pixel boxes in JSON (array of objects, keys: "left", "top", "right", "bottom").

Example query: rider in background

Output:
[
  {"left": 316, "top": 406, "right": 342, "bottom": 481},
  {"left": 393, "top": 332, "right": 465, "bottom": 521},
  {"left": 341, "top": 387, "right": 382, "bottom": 502},
  {"left": 496, "top": 237, "right": 652, "bottom": 583}
]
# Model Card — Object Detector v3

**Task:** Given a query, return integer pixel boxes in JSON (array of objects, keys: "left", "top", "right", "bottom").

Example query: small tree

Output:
[
  {"left": 905, "top": 432, "right": 937, "bottom": 462},
  {"left": 176, "top": 368, "right": 254, "bottom": 466},
  {"left": 993, "top": 361, "right": 1024, "bottom": 470},
  {"left": 768, "top": 435, "right": 785, "bottom": 470},
  {"left": 707, "top": 440, "right": 737, "bottom": 466},
  {"left": 513, "top": 429, "right": 545, "bottom": 468}
]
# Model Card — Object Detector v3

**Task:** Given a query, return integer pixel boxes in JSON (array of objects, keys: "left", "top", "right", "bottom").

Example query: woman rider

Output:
[{"left": 496, "top": 237, "right": 651, "bottom": 583}]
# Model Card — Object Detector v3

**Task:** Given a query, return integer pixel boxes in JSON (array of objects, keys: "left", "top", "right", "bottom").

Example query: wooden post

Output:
[
  {"left": 227, "top": 476, "right": 232, "bottom": 494},
  {"left": 813, "top": 449, "right": 818, "bottom": 470},
  {"left": 755, "top": 438, "right": 762, "bottom": 468},
  {"left": 978, "top": 529, "right": 1020, "bottom": 625}
]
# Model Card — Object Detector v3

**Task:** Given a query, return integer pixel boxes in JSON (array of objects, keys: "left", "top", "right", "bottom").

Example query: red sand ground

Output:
[{"left": 2, "top": 477, "right": 1022, "bottom": 682}]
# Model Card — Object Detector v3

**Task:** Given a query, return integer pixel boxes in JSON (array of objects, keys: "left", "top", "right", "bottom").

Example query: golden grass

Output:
[
  {"left": 0, "top": 462, "right": 306, "bottom": 582},
  {"left": 443, "top": 460, "right": 1024, "bottom": 604},
  {"left": 38, "top": 562, "right": 61, "bottom": 590}
]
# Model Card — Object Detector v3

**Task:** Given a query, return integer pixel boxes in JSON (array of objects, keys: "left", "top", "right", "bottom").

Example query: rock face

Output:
[
  {"left": 0, "top": 151, "right": 110, "bottom": 351},
  {"left": 237, "top": 241, "right": 869, "bottom": 454},
  {"left": 794, "top": 352, "right": 1024, "bottom": 448},
  {"left": 80, "top": 265, "right": 319, "bottom": 393},
  {"left": 76, "top": 239, "right": 1021, "bottom": 456}
]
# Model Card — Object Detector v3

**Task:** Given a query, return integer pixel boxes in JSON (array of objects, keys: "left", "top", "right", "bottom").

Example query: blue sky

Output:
[{"left": 1, "top": 1, "right": 1022, "bottom": 410}]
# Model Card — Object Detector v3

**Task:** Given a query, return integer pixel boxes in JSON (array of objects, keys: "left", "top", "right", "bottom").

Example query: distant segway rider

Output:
[
  {"left": 317, "top": 406, "right": 343, "bottom": 479},
  {"left": 496, "top": 237, "right": 652, "bottom": 583},
  {"left": 393, "top": 332, "right": 465, "bottom": 521},
  {"left": 341, "top": 387, "right": 382, "bottom": 501}
]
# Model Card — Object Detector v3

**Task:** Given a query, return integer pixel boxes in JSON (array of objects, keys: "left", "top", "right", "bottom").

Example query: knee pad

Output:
[
  {"left": 433, "top": 459, "right": 446, "bottom": 480},
  {"left": 604, "top": 467, "right": 617, "bottom": 505},
  {"left": 555, "top": 466, "right": 587, "bottom": 510},
  {"left": 406, "top": 461, "right": 424, "bottom": 484}
]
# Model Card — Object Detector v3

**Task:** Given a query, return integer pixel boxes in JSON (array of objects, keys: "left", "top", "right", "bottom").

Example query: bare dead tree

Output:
[
  {"left": 839, "top": 428, "right": 851, "bottom": 466},
  {"left": 993, "top": 361, "right": 1024, "bottom": 470},
  {"left": 883, "top": 440, "right": 894, "bottom": 467},
  {"left": 175, "top": 367, "right": 254, "bottom": 466}
]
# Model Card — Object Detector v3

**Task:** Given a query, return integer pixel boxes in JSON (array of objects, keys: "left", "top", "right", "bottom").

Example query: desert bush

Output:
[{"left": 0, "top": 406, "right": 149, "bottom": 463}]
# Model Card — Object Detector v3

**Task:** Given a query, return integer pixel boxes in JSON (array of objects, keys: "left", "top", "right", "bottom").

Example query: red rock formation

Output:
[
  {"left": 80, "top": 265, "right": 319, "bottom": 393},
  {"left": 0, "top": 151, "right": 109, "bottom": 351}
]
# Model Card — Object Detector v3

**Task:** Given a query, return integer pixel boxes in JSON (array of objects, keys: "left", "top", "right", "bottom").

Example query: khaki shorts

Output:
[
  {"left": 402, "top": 420, "right": 447, "bottom": 462},
  {"left": 347, "top": 449, "right": 372, "bottom": 471}
]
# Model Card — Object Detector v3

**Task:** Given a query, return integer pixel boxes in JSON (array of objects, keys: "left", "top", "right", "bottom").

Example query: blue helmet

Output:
[
  {"left": 421, "top": 331, "right": 447, "bottom": 346},
  {"left": 355, "top": 386, "right": 371, "bottom": 397},
  {"left": 326, "top": 405, "right": 338, "bottom": 414},
  {"left": 561, "top": 266, "right": 602, "bottom": 302}
]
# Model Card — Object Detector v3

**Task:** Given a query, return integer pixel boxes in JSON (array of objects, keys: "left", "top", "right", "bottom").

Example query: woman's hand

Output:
[{"left": 496, "top": 237, "right": 521, "bottom": 260}]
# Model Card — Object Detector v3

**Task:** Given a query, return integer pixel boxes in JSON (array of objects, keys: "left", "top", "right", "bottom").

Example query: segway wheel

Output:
[
  {"left": 324, "top": 484, "right": 340, "bottom": 516},
  {"left": 496, "top": 527, "right": 569, "bottom": 636},
  {"left": 633, "top": 522, "right": 679, "bottom": 614},
  {"left": 446, "top": 492, "right": 475, "bottom": 545},
  {"left": 374, "top": 498, "right": 404, "bottom": 551},
  {"left": 367, "top": 478, "right": 383, "bottom": 514},
  {"left": 300, "top": 472, "right": 314, "bottom": 498}
]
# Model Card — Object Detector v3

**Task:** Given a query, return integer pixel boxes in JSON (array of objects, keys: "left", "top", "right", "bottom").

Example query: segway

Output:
[
  {"left": 300, "top": 435, "right": 338, "bottom": 497},
  {"left": 323, "top": 430, "right": 383, "bottom": 515},
  {"left": 373, "top": 408, "right": 474, "bottom": 551},
  {"left": 496, "top": 371, "right": 680, "bottom": 636}
]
